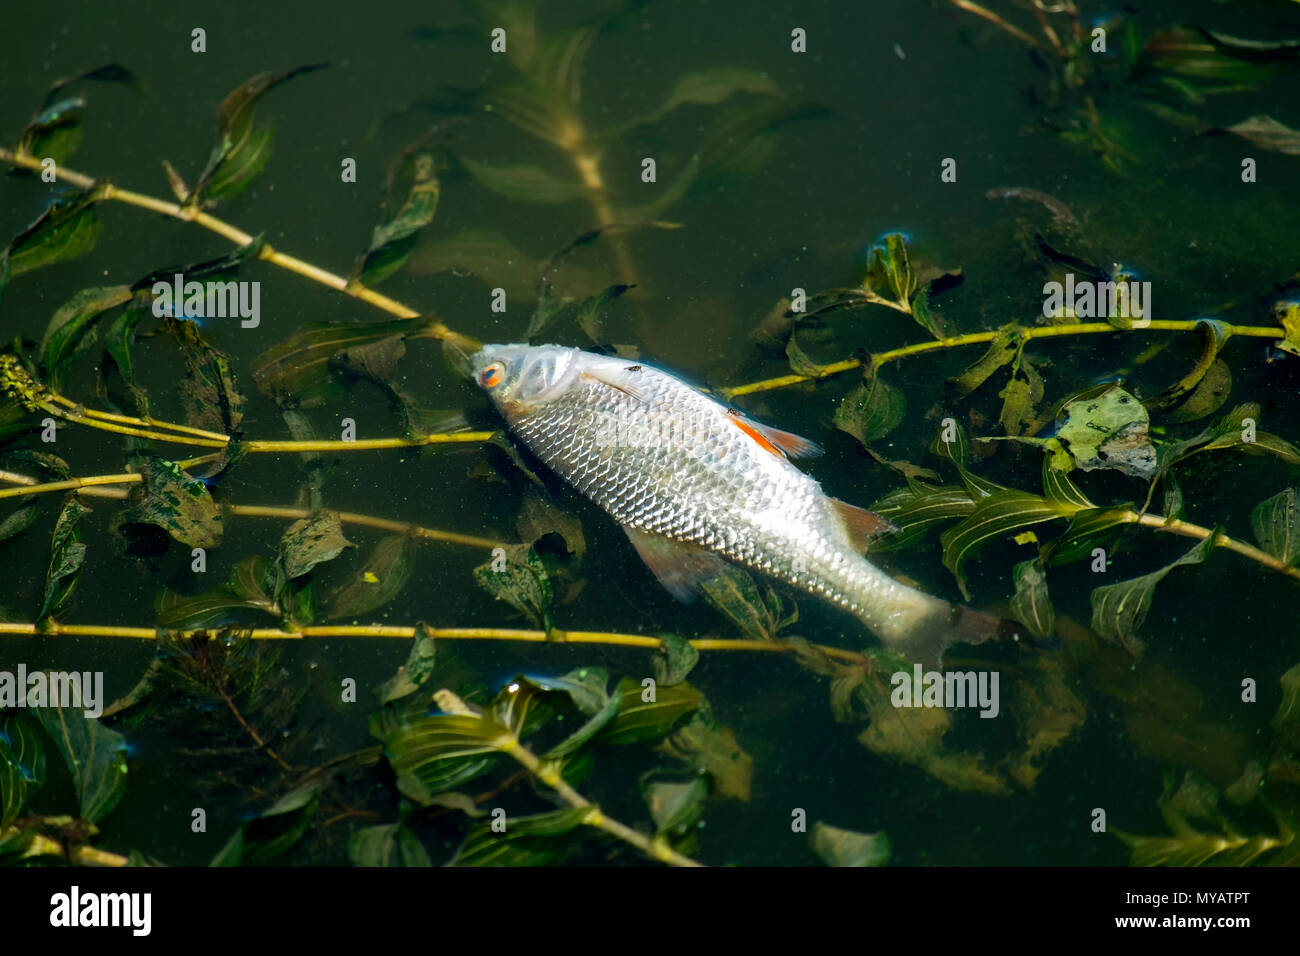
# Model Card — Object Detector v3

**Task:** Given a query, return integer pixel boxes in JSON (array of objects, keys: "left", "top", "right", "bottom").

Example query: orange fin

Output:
[
  {"left": 829, "top": 497, "right": 898, "bottom": 552},
  {"left": 727, "top": 411, "right": 824, "bottom": 458},
  {"left": 623, "top": 527, "right": 730, "bottom": 603}
]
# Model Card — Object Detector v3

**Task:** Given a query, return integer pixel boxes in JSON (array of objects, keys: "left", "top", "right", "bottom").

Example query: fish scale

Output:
[{"left": 473, "top": 344, "right": 1008, "bottom": 663}]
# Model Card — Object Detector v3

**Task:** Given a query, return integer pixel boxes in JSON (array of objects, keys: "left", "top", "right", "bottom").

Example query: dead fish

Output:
[{"left": 471, "top": 344, "right": 1014, "bottom": 664}]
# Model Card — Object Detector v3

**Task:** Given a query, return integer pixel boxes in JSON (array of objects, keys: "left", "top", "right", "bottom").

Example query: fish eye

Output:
[{"left": 479, "top": 362, "right": 506, "bottom": 389}]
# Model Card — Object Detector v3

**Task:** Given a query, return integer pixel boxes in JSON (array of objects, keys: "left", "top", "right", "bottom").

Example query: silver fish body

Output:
[{"left": 471, "top": 344, "right": 1005, "bottom": 663}]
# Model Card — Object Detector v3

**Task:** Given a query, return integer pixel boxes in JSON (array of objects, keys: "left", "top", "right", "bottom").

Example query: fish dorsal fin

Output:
[
  {"left": 581, "top": 364, "right": 655, "bottom": 405},
  {"left": 623, "top": 527, "right": 731, "bottom": 603},
  {"left": 726, "top": 410, "right": 824, "bottom": 458},
  {"left": 829, "top": 497, "right": 898, "bottom": 552}
]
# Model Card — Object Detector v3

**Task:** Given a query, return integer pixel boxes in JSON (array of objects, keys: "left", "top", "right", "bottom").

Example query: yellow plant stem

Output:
[
  {"left": 497, "top": 733, "right": 701, "bottom": 867},
  {"left": 1129, "top": 512, "right": 1300, "bottom": 582},
  {"left": 722, "top": 321, "right": 1288, "bottom": 399},
  {"left": 0, "top": 469, "right": 504, "bottom": 548},
  {"left": 0, "top": 619, "right": 871, "bottom": 664}
]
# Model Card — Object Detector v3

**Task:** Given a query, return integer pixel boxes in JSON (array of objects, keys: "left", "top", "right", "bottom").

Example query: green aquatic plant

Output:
[{"left": 2, "top": 3, "right": 1299, "bottom": 868}]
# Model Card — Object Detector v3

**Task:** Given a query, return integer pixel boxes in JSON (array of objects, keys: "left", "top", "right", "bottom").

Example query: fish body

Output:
[{"left": 471, "top": 344, "right": 1007, "bottom": 663}]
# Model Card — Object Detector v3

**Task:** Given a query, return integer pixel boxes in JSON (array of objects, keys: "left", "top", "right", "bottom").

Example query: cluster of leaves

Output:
[{"left": 1115, "top": 660, "right": 1300, "bottom": 866}]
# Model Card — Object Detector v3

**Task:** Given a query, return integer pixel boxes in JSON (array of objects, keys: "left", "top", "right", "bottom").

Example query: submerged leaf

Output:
[
  {"left": 40, "top": 285, "right": 131, "bottom": 390},
  {"left": 658, "top": 713, "right": 753, "bottom": 801},
  {"left": 451, "top": 805, "right": 592, "bottom": 867},
  {"left": 472, "top": 545, "right": 553, "bottom": 630},
  {"left": 252, "top": 317, "right": 429, "bottom": 408},
  {"left": 600, "top": 678, "right": 704, "bottom": 746},
  {"left": 164, "top": 318, "right": 246, "bottom": 434},
  {"left": 326, "top": 534, "right": 416, "bottom": 620},
  {"left": 355, "top": 151, "right": 441, "bottom": 287},
  {"left": 278, "top": 510, "right": 355, "bottom": 579},
  {"left": 653, "top": 634, "right": 699, "bottom": 686},
  {"left": 33, "top": 706, "right": 127, "bottom": 824},
  {"left": 940, "top": 490, "right": 1077, "bottom": 599},
  {"left": 834, "top": 373, "right": 905, "bottom": 447},
  {"left": 1220, "top": 114, "right": 1300, "bottom": 156},
  {"left": 377, "top": 625, "right": 438, "bottom": 704},
  {"left": 1251, "top": 487, "right": 1299, "bottom": 566},
  {"left": 121, "top": 456, "right": 222, "bottom": 549},
  {"left": 2, "top": 184, "right": 107, "bottom": 288},
  {"left": 211, "top": 783, "right": 321, "bottom": 866},
  {"left": 643, "top": 776, "right": 708, "bottom": 836},
  {"left": 811, "top": 821, "right": 891, "bottom": 867},
  {"left": 1010, "top": 557, "right": 1054, "bottom": 639},
  {"left": 0, "top": 714, "right": 46, "bottom": 828},
  {"left": 348, "top": 822, "right": 431, "bottom": 867},
  {"left": 191, "top": 65, "right": 327, "bottom": 205},
  {"left": 1056, "top": 385, "right": 1156, "bottom": 479},
  {"left": 949, "top": 325, "right": 1023, "bottom": 395},
  {"left": 39, "top": 494, "right": 90, "bottom": 621}
]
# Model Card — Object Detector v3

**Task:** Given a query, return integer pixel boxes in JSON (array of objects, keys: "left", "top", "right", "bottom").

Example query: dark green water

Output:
[{"left": 2, "top": 0, "right": 1300, "bottom": 866}]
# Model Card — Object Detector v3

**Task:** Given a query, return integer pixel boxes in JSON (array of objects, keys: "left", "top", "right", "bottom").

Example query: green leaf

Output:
[
  {"left": 252, "top": 317, "right": 429, "bottom": 408},
  {"left": 33, "top": 705, "right": 127, "bottom": 824},
  {"left": 191, "top": 65, "right": 327, "bottom": 205},
  {"left": 355, "top": 151, "right": 441, "bottom": 287},
  {"left": 121, "top": 456, "right": 222, "bottom": 549},
  {"left": 605, "top": 67, "right": 782, "bottom": 138},
  {"left": 929, "top": 422, "right": 1005, "bottom": 499},
  {"left": 1220, "top": 114, "right": 1300, "bottom": 156},
  {"left": 600, "top": 678, "right": 704, "bottom": 746},
  {"left": 472, "top": 544, "right": 553, "bottom": 630},
  {"left": 3, "top": 184, "right": 107, "bottom": 285},
  {"left": 0, "top": 499, "right": 42, "bottom": 544},
  {"left": 941, "top": 491, "right": 1078, "bottom": 598},
  {"left": 377, "top": 625, "right": 438, "bottom": 704},
  {"left": 348, "top": 823, "right": 431, "bottom": 866},
  {"left": 382, "top": 713, "right": 502, "bottom": 803},
  {"left": 653, "top": 634, "right": 699, "bottom": 686},
  {"left": 1041, "top": 505, "right": 1136, "bottom": 566},
  {"left": 810, "top": 821, "right": 891, "bottom": 867},
  {"left": 530, "top": 669, "right": 622, "bottom": 758},
  {"left": 1010, "top": 558, "right": 1054, "bottom": 639},
  {"left": 659, "top": 712, "right": 754, "bottom": 801},
  {"left": 1090, "top": 531, "right": 1219, "bottom": 655},
  {"left": 278, "top": 510, "right": 355, "bottom": 579},
  {"left": 39, "top": 286, "right": 131, "bottom": 391},
  {"left": 165, "top": 318, "right": 246, "bottom": 434},
  {"left": 834, "top": 372, "right": 905, "bottom": 446},
  {"left": 450, "top": 805, "right": 592, "bottom": 866},
  {"left": 326, "top": 534, "right": 416, "bottom": 620},
  {"left": 406, "top": 229, "right": 541, "bottom": 301},
  {"left": 1251, "top": 487, "right": 1300, "bottom": 566},
  {"left": 861, "top": 233, "right": 916, "bottom": 312},
  {"left": 869, "top": 482, "right": 976, "bottom": 552},
  {"left": 699, "top": 566, "right": 791, "bottom": 641},
  {"left": 642, "top": 776, "right": 707, "bottom": 836},
  {"left": 211, "top": 783, "right": 321, "bottom": 866},
  {"left": 1056, "top": 384, "right": 1156, "bottom": 479},
  {"left": 948, "top": 325, "right": 1022, "bottom": 395},
  {"left": 0, "top": 714, "right": 46, "bottom": 827},
  {"left": 459, "top": 155, "right": 585, "bottom": 204},
  {"left": 39, "top": 494, "right": 90, "bottom": 621},
  {"left": 14, "top": 64, "right": 142, "bottom": 165}
]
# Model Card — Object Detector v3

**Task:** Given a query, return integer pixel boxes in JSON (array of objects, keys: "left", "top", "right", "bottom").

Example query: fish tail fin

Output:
[{"left": 879, "top": 603, "right": 1020, "bottom": 668}]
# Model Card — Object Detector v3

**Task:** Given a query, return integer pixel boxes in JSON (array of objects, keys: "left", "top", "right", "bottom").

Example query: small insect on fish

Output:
[{"left": 471, "top": 344, "right": 1017, "bottom": 665}]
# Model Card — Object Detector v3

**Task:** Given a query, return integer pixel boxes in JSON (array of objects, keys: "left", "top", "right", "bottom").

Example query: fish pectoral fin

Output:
[
  {"left": 623, "top": 527, "right": 731, "bottom": 604},
  {"left": 727, "top": 411, "right": 824, "bottom": 458},
  {"left": 581, "top": 366, "right": 655, "bottom": 405},
  {"left": 829, "top": 497, "right": 898, "bottom": 552}
]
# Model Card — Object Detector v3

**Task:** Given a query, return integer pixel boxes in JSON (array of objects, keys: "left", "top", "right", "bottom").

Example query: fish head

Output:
[{"left": 470, "top": 343, "right": 584, "bottom": 418}]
